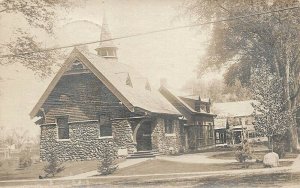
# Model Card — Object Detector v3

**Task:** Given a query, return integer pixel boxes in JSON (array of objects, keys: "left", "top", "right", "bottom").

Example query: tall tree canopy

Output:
[
  {"left": 0, "top": 0, "right": 75, "bottom": 78},
  {"left": 251, "top": 63, "right": 294, "bottom": 154},
  {"left": 183, "top": 0, "right": 300, "bottom": 149},
  {"left": 183, "top": 0, "right": 300, "bottom": 106}
]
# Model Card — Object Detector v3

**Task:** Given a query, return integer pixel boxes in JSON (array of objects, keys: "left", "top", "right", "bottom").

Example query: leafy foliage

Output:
[
  {"left": 183, "top": 0, "right": 300, "bottom": 102},
  {"left": 98, "top": 148, "right": 118, "bottom": 175},
  {"left": 43, "top": 152, "right": 65, "bottom": 177},
  {"left": 251, "top": 63, "right": 293, "bottom": 137},
  {"left": 1, "top": 0, "right": 70, "bottom": 32},
  {"left": 251, "top": 63, "right": 295, "bottom": 155},
  {"left": 19, "top": 149, "right": 32, "bottom": 168},
  {"left": 0, "top": 0, "right": 72, "bottom": 78},
  {"left": 183, "top": 0, "right": 300, "bottom": 149},
  {"left": 235, "top": 140, "right": 252, "bottom": 166}
]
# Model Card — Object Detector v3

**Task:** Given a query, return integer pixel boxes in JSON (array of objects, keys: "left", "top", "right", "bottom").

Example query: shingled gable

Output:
[
  {"left": 30, "top": 48, "right": 180, "bottom": 119},
  {"left": 159, "top": 85, "right": 215, "bottom": 116}
]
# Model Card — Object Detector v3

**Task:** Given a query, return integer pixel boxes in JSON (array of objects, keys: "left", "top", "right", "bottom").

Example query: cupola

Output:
[{"left": 95, "top": 14, "right": 118, "bottom": 58}]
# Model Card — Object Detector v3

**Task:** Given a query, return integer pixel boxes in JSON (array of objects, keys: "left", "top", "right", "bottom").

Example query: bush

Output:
[
  {"left": 19, "top": 149, "right": 32, "bottom": 168},
  {"left": 273, "top": 141, "right": 286, "bottom": 159},
  {"left": 272, "top": 134, "right": 289, "bottom": 159},
  {"left": 98, "top": 148, "right": 118, "bottom": 175},
  {"left": 235, "top": 140, "right": 252, "bottom": 167},
  {"left": 43, "top": 152, "right": 65, "bottom": 178}
]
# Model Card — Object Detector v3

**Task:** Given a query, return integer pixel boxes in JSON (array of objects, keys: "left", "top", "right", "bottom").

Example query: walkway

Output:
[
  {"left": 157, "top": 151, "right": 236, "bottom": 164},
  {"left": 157, "top": 151, "right": 294, "bottom": 164}
]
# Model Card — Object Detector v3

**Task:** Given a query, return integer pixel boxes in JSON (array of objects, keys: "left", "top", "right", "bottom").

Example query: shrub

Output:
[
  {"left": 98, "top": 148, "right": 118, "bottom": 175},
  {"left": 273, "top": 141, "right": 286, "bottom": 159},
  {"left": 272, "top": 134, "right": 289, "bottom": 159},
  {"left": 19, "top": 149, "right": 32, "bottom": 168},
  {"left": 43, "top": 152, "right": 65, "bottom": 178},
  {"left": 235, "top": 140, "right": 252, "bottom": 167}
]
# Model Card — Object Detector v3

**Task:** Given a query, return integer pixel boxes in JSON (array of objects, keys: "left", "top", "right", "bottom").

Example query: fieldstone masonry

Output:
[
  {"left": 152, "top": 118, "right": 184, "bottom": 154},
  {"left": 112, "top": 120, "right": 136, "bottom": 154},
  {"left": 40, "top": 120, "right": 135, "bottom": 161}
]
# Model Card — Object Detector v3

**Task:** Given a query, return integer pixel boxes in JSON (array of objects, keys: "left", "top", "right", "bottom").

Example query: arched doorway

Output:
[{"left": 136, "top": 121, "right": 152, "bottom": 151}]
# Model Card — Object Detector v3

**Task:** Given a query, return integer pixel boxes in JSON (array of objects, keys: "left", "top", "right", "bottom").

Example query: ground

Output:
[
  {"left": 0, "top": 159, "right": 99, "bottom": 181},
  {"left": 0, "top": 149, "right": 299, "bottom": 187},
  {"left": 113, "top": 159, "right": 293, "bottom": 176}
]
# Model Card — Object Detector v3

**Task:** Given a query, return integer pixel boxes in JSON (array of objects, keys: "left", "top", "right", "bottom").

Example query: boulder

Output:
[{"left": 263, "top": 152, "right": 279, "bottom": 167}]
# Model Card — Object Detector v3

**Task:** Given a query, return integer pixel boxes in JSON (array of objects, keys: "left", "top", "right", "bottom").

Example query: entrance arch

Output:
[{"left": 133, "top": 120, "right": 152, "bottom": 151}]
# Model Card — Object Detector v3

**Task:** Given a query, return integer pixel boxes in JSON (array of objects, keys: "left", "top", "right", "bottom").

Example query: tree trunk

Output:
[{"left": 283, "top": 41, "right": 299, "bottom": 152}]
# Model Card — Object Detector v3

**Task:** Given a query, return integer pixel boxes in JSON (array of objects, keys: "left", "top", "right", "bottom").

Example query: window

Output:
[
  {"left": 107, "top": 49, "right": 115, "bottom": 56},
  {"left": 57, "top": 116, "right": 69, "bottom": 139},
  {"left": 165, "top": 119, "right": 174, "bottom": 134},
  {"left": 216, "top": 132, "right": 220, "bottom": 139},
  {"left": 100, "top": 50, "right": 108, "bottom": 56},
  {"left": 197, "top": 126, "right": 204, "bottom": 139},
  {"left": 99, "top": 113, "right": 112, "bottom": 137}
]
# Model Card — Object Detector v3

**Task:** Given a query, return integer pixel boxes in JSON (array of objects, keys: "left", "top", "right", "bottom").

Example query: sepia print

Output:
[{"left": 1, "top": 0, "right": 300, "bottom": 187}]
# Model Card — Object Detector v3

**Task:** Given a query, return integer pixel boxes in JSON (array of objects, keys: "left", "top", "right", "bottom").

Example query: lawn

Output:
[
  {"left": 113, "top": 159, "right": 293, "bottom": 176},
  {"left": 0, "top": 159, "right": 99, "bottom": 181},
  {"left": 209, "top": 151, "right": 298, "bottom": 160}
]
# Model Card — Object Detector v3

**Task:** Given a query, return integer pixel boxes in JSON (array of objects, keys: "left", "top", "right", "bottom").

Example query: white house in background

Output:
[{"left": 212, "top": 100, "right": 267, "bottom": 145}]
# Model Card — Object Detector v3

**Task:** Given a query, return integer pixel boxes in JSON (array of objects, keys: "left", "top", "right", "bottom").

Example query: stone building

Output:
[
  {"left": 159, "top": 86, "right": 216, "bottom": 151},
  {"left": 30, "top": 17, "right": 185, "bottom": 161}
]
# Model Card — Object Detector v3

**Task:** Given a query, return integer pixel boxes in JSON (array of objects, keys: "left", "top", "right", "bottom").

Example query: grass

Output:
[
  {"left": 113, "top": 159, "right": 293, "bottom": 176},
  {"left": 209, "top": 151, "right": 298, "bottom": 160},
  {"left": 0, "top": 159, "right": 99, "bottom": 181}
]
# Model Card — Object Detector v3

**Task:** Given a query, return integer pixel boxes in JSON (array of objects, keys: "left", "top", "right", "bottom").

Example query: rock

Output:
[{"left": 263, "top": 152, "right": 279, "bottom": 167}]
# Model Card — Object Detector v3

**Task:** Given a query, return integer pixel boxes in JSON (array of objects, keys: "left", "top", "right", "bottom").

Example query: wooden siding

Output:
[{"left": 42, "top": 73, "right": 131, "bottom": 124}]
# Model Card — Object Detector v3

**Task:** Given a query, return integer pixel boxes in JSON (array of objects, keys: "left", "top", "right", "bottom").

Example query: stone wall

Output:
[
  {"left": 112, "top": 120, "right": 136, "bottom": 154},
  {"left": 151, "top": 118, "right": 185, "bottom": 154},
  {"left": 40, "top": 119, "right": 135, "bottom": 161}
]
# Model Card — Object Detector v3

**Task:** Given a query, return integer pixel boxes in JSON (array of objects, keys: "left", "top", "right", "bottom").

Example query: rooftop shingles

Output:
[
  {"left": 212, "top": 100, "right": 256, "bottom": 117},
  {"left": 79, "top": 49, "right": 180, "bottom": 115}
]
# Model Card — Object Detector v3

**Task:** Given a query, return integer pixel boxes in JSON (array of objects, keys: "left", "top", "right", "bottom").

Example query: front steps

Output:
[{"left": 126, "top": 150, "right": 161, "bottom": 159}]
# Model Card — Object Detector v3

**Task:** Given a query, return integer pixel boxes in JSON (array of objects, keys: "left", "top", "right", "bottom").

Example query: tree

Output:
[
  {"left": 19, "top": 149, "right": 32, "bottom": 169},
  {"left": 43, "top": 151, "right": 65, "bottom": 177},
  {"left": 0, "top": 0, "right": 76, "bottom": 78},
  {"left": 235, "top": 139, "right": 252, "bottom": 168},
  {"left": 251, "top": 63, "right": 295, "bottom": 157},
  {"left": 98, "top": 147, "right": 118, "bottom": 175},
  {"left": 223, "top": 79, "right": 251, "bottom": 102},
  {"left": 182, "top": 0, "right": 300, "bottom": 150}
]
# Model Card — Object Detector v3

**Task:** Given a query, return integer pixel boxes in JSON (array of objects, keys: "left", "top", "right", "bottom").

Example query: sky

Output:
[{"left": 0, "top": 0, "right": 219, "bottom": 137}]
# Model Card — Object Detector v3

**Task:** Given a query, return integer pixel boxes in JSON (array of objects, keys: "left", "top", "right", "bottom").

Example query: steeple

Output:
[{"left": 95, "top": 14, "right": 118, "bottom": 58}]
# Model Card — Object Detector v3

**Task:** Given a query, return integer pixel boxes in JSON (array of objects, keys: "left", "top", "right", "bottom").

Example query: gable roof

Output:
[
  {"left": 159, "top": 86, "right": 215, "bottom": 116},
  {"left": 30, "top": 48, "right": 180, "bottom": 118},
  {"left": 212, "top": 100, "right": 256, "bottom": 118}
]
